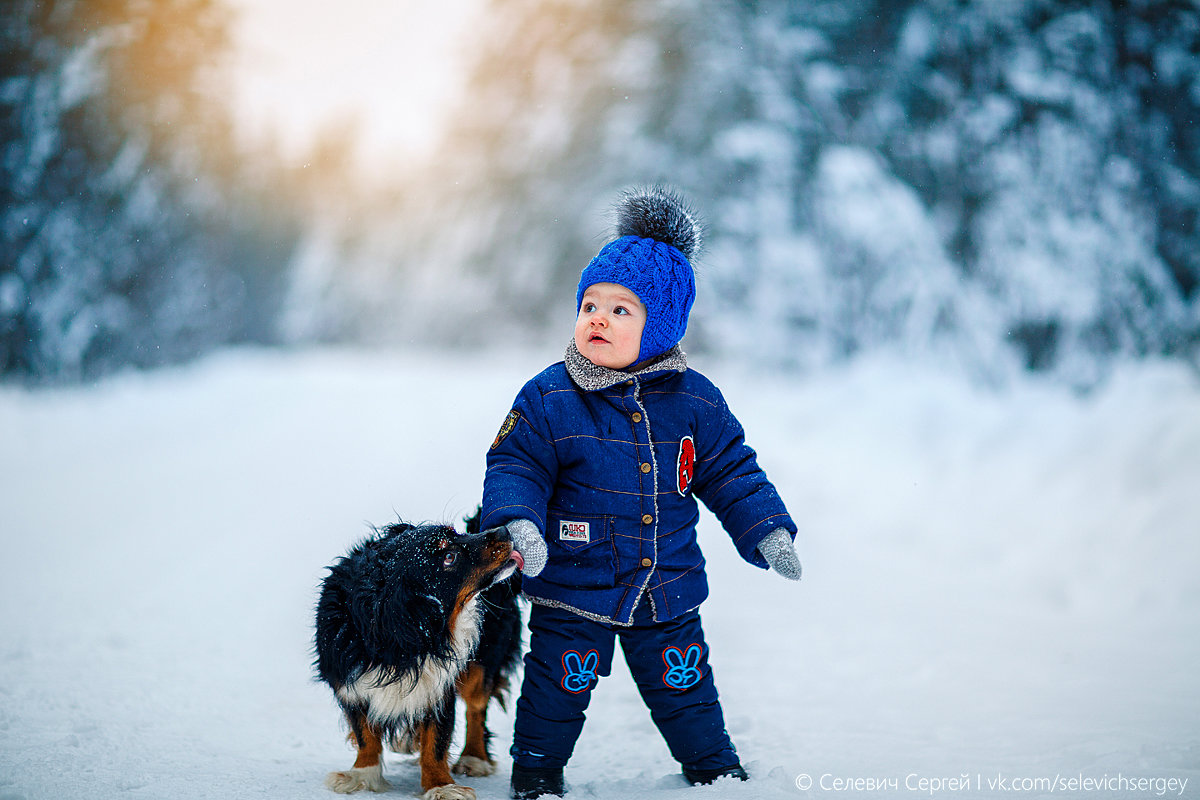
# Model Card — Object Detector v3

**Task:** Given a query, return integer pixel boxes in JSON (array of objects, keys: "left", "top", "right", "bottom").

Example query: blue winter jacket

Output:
[{"left": 481, "top": 342, "right": 796, "bottom": 626}]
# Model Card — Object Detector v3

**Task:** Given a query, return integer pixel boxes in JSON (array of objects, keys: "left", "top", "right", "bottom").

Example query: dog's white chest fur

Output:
[{"left": 335, "top": 595, "right": 482, "bottom": 726}]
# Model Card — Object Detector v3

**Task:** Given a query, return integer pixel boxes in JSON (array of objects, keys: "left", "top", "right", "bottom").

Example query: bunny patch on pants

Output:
[{"left": 511, "top": 600, "right": 739, "bottom": 772}]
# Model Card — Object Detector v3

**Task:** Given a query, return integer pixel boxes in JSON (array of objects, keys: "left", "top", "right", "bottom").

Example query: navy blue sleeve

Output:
[
  {"left": 481, "top": 378, "right": 558, "bottom": 534},
  {"left": 690, "top": 382, "right": 796, "bottom": 568}
]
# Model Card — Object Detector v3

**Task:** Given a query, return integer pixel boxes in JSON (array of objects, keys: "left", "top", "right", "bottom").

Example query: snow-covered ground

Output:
[{"left": 2, "top": 347, "right": 1198, "bottom": 800}]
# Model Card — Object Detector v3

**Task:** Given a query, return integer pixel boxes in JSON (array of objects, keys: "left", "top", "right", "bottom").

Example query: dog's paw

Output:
[
  {"left": 325, "top": 766, "right": 390, "bottom": 793},
  {"left": 422, "top": 784, "right": 476, "bottom": 800},
  {"left": 452, "top": 754, "right": 496, "bottom": 776}
]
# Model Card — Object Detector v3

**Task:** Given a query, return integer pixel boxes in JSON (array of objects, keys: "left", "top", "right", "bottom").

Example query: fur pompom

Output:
[{"left": 614, "top": 185, "right": 702, "bottom": 260}]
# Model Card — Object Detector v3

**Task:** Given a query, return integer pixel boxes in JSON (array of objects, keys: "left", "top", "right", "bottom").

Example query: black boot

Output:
[
  {"left": 511, "top": 763, "right": 565, "bottom": 799},
  {"left": 683, "top": 763, "right": 749, "bottom": 785}
]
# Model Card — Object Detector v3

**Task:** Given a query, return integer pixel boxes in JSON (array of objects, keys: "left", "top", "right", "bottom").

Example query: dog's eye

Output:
[{"left": 442, "top": 551, "right": 458, "bottom": 569}]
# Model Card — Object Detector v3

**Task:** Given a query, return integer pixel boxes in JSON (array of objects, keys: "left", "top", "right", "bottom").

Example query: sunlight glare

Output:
[{"left": 226, "top": 0, "right": 482, "bottom": 172}]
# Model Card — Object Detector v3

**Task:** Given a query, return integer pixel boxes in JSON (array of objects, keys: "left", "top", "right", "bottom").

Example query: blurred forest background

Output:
[{"left": 3, "top": 0, "right": 1199, "bottom": 389}]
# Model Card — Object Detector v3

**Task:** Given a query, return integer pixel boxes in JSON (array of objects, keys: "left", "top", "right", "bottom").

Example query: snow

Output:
[{"left": 1, "top": 347, "right": 1198, "bottom": 800}]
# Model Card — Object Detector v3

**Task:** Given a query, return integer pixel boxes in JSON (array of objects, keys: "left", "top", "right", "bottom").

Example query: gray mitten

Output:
[
  {"left": 507, "top": 518, "right": 547, "bottom": 577},
  {"left": 757, "top": 528, "right": 801, "bottom": 581}
]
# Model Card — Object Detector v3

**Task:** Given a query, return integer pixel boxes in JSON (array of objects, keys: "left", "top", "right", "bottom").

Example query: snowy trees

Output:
[
  {"left": 4, "top": 0, "right": 1197, "bottom": 387},
  {"left": 358, "top": 0, "right": 1198, "bottom": 387},
  {"left": 1, "top": 0, "right": 296, "bottom": 383},
  {"left": 873, "top": 0, "right": 1198, "bottom": 384}
]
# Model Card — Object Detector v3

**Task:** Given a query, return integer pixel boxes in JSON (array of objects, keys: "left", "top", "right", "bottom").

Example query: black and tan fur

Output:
[{"left": 314, "top": 517, "right": 522, "bottom": 799}]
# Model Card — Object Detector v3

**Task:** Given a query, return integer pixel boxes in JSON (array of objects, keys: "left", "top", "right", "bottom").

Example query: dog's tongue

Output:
[{"left": 511, "top": 550, "right": 525, "bottom": 572}]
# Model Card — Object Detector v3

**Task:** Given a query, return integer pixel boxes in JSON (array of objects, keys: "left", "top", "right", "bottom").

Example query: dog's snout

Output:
[{"left": 463, "top": 524, "right": 512, "bottom": 548}]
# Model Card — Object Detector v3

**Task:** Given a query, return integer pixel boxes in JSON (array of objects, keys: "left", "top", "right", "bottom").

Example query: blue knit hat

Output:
[{"left": 576, "top": 186, "right": 702, "bottom": 364}]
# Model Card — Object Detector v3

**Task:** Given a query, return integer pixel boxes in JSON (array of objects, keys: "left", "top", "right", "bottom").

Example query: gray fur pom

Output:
[{"left": 614, "top": 185, "right": 702, "bottom": 259}]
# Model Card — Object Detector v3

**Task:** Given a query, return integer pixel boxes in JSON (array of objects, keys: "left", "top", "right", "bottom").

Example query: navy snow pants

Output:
[{"left": 510, "top": 599, "right": 739, "bottom": 772}]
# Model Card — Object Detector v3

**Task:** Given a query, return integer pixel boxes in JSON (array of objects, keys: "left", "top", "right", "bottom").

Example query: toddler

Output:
[{"left": 481, "top": 186, "right": 801, "bottom": 799}]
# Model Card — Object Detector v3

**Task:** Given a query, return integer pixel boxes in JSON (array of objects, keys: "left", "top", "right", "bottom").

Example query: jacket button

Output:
[
  {"left": 641, "top": 557, "right": 652, "bottom": 567},
  {"left": 642, "top": 514, "right": 653, "bottom": 525},
  {"left": 640, "top": 462, "right": 651, "bottom": 473},
  {"left": 631, "top": 412, "right": 642, "bottom": 423}
]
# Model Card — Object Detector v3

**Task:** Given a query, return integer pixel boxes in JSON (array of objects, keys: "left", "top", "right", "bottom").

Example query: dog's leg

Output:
[
  {"left": 326, "top": 709, "right": 391, "bottom": 794},
  {"left": 419, "top": 691, "right": 476, "bottom": 800},
  {"left": 452, "top": 663, "right": 496, "bottom": 777}
]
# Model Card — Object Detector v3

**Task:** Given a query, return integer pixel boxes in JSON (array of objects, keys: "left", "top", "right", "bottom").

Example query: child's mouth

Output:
[{"left": 589, "top": 334, "right": 609, "bottom": 344}]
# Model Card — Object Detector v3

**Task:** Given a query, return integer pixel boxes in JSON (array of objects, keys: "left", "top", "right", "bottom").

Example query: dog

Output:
[{"left": 314, "top": 513, "right": 524, "bottom": 799}]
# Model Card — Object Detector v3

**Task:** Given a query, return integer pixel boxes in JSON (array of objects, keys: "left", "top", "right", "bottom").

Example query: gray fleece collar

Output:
[{"left": 564, "top": 339, "right": 688, "bottom": 392}]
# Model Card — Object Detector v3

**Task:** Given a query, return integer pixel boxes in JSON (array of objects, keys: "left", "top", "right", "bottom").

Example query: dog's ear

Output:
[{"left": 359, "top": 576, "right": 449, "bottom": 666}]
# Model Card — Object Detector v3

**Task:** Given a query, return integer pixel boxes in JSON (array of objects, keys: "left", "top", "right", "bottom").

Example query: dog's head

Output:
[
  {"left": 364, "top": 522, "right": 514, "bottom": 653},
  {"left": 410, "top": 520, "right": 518, "bottom": 600},
  {"left": 316, "top": 519, "right": 519, "bottom": 687},
  {"left": 373, "top": 521, "right": 516, "bottom": 608}
]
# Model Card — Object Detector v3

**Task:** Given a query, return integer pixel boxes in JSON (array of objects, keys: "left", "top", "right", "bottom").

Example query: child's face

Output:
[{"left": 574, "top": 283, "right": 646, "bottom": 370}]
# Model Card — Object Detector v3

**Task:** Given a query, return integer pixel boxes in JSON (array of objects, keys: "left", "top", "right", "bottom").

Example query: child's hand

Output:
[
  {"left": 507, "top": 518, "right": 548, "bottom": 577},
  {"left": 757, "top": 528, "right": 801, "bottom": 581}
]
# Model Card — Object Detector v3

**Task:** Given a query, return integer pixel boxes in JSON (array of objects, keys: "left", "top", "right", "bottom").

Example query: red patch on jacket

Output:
[{"left": 677, "top": 436, "right": 695, "bottom": 496}]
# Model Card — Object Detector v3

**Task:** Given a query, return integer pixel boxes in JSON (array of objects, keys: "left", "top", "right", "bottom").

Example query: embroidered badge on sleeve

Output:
[{"left": 491, "top": 410, "right": 521, "bottom": 450}]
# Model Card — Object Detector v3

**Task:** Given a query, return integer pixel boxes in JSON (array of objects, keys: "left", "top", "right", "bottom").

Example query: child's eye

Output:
[
  {"left": 583, "top": 303, "right": 596, "bottom": 313},
  {"left": 614, "top": 306, "right": 628, "bottom": 316}
]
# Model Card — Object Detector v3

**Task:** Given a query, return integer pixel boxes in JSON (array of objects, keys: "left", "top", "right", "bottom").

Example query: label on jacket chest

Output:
[{"left": 559, "top": 520, "right": 590, "bottom": 542}]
